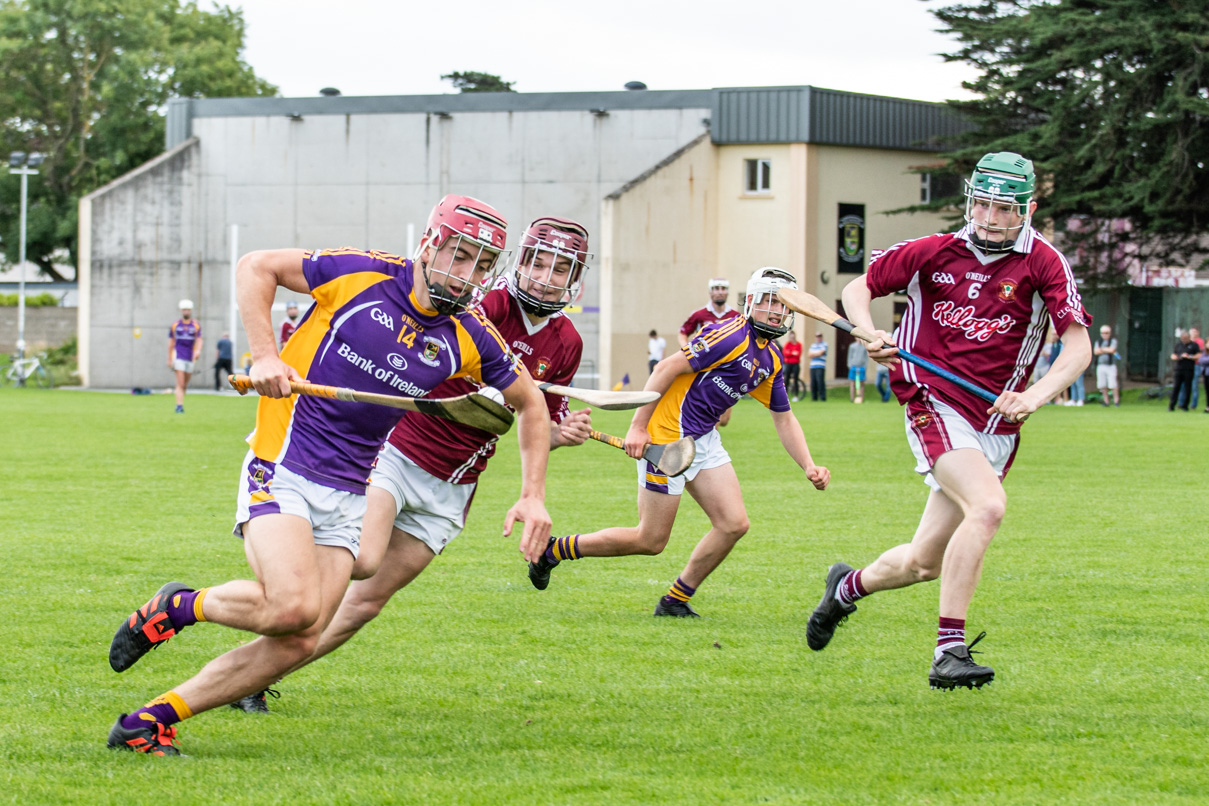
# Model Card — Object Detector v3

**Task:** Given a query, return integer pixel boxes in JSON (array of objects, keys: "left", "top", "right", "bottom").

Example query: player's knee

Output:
[
  {"left": 350, "top": 554, "right": 382, "bottom": 580},
  {"left": 633, "top": 528, "right": 671, "bottom": 555},
  {"left": 967, "top": 496, "right": 1006, "bottom": 533},
  {"left": 910, "top": 557, "right": 942, "bottom": 582},
  {"left": 343, "top": 589, "right": 388, "bottom": 628},
  {"left": 725, "top": 517, "right": 750, "bottom": 541},
  {"left": 263, "top": 595, "right": 322, "bottom": 635}
]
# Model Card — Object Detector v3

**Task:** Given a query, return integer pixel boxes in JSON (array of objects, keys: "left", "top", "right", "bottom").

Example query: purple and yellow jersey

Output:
[
  {"left": 648, "top": 317, "right": 790, "bottom": 444},
  {"left": 170, "top": 320, "right": 201, "bottom": 361},
  {"left": 248, "top": 248, "right": 523, "bottom": 494}
]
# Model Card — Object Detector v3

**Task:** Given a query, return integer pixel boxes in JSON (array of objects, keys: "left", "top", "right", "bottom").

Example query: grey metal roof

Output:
[
  {"left": 711, "top": 86, "right": 969, "bottom": 150},
  {"left": 166, "top": 86, "right": 968, "bottom": 151}
]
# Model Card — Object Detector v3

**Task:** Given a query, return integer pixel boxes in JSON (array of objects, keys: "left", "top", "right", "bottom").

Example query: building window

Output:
[
  {"left": 745, "top": 159, "right": 771, "bottom": 194},
  {"left": 920, "top": 172, "right": 963, "bottom": 204}
]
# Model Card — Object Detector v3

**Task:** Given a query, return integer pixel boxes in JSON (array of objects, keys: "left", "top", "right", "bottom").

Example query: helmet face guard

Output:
[
  {"left": 743, "top": 267, "right": 797, "bottom": 340},
  {"left": 963, "top": 152, "right": 1036, "bottom": 253},
  {"left": 509, "top": 217, "right": 591, "bottom": 317},
  {"left": 417, "top": 195, "right": 510, "bottom": 314}
]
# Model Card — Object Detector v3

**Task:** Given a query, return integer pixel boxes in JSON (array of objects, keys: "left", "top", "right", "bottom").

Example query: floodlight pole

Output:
[{"left": 9, "top": 159, "right": 38, "bottom": 372}]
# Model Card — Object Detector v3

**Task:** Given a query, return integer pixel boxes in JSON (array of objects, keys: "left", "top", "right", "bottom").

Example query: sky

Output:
[{"left": 232, "top": 0, "right": 979, "bottom": 103}]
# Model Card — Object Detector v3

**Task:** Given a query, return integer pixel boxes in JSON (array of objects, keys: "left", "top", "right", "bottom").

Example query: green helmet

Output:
[
  {"left": 963, "top": 152, "right": 1036, "bottom": 252},
  {"left": 967, "top": 152, "right": 1035, "bottom": 205}
]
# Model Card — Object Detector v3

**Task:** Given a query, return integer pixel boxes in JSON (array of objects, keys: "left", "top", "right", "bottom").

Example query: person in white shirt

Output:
[{"left": 647, "top": 329, "right": 666, "bottom": 375}]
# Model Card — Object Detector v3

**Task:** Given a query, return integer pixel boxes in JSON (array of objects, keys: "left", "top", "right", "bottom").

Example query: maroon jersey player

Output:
[
  {"left": 229, "top": 217, "right": 594, "bottom": 712},
  {"left": 678, "top": 277, "right": 741, "bottom": 347},
  {"left": 680, "top": 279, "right": 742, "bottom": 426},
  {"left": 806, "top": 152, "right": 1091, "bottom": 691}
]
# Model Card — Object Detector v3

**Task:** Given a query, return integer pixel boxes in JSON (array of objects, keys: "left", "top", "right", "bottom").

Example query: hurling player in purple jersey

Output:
[
  {"left": 105, "top": 196, "right": 554, "bottom": 756},
  {"left": 529, "top": 268, "right": 830, "bottom": 616},
  {"left": 168, "top": 299, "right": 202, "bottom": 413},
  {"left": 227, "top": 218, "right": 595, "bottom": 713},
  {"left": 807, "top": 152, "right": 1091, "bottom": 691}
]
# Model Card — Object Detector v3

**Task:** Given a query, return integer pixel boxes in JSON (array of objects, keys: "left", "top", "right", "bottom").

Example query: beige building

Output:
[{"left": 600, "top": 88, "right": 961, "bottom": 389}]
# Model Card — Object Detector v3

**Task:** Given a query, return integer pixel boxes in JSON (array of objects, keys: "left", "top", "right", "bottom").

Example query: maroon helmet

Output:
[
  {"left": 418, "top": 195, "right": 509, "bottom": 314},
  {"left": 508, "top": 216, "right": 592, "bottom": 317}
]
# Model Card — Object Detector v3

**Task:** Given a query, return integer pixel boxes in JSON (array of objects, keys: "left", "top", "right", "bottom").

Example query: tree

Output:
[
  {"left": 0, "top": 0, "right": 277, "bottom": 281},
  {"left": 441, "top": 71, "right": 516, "bottom": 93},
  {"left": 932, "top": 0, "right": 1209, "bottom": 285}
]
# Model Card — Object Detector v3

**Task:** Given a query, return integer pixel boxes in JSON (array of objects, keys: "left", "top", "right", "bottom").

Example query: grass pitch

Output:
[{"left": 0, "top": 386, "right": 1205, "bottom": 804}]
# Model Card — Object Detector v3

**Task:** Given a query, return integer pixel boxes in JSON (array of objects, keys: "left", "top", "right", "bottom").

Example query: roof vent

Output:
[
  {"left": 624, "top": 81, "right": 647, "bottom": 91},
  {"left": 319, "top": 87, "right": 342, "bottom": 97}
]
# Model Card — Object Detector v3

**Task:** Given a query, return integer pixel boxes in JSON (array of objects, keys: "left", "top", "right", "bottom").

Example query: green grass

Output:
[{"left": 0, "top": 387, "right": 1205, "bottom": 804}]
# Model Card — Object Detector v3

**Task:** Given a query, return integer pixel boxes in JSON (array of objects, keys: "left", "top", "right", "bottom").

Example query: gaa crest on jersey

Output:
[
  {"left": 534, "top": 357, "right": 552, "bottom": 379},
  {"left": 420, "top": 336, "right": 443, "bottom": 367},
  {"left": 997, "top": 280, "right": 1018, "bottom": 302}
]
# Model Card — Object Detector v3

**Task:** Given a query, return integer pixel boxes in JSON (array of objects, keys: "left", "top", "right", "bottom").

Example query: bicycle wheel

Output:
[
  {"left": 0, "top": 363, "right": 12, "bottom": 387},
  {"left": 33, "top": 364, "right": 53, "bottom": 389}
]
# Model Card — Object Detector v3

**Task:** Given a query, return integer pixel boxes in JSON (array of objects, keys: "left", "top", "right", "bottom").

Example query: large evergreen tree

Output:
[
  {"left": 0, "top": 0, "right": 277, "bottom": 280},
  {"left": 933, "top": 0, "right": 1209, "bottom": 284}
]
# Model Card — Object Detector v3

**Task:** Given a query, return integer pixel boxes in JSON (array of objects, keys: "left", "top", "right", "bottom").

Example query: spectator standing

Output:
[
  {"left": 214, "top": 332, "right": 234, "bottom": 391},
  {"left": 647, "top": 330, "right": 666, "bottom": 375},
  {"left": 876, "top": 363, "right": 892, "bottom": 402},
  {"left": 1179, "top": 327, "right": 1204, "bottom": 410},
  {"left": 1093, "top": 325, "right": 1121, "bottom": 407},
  {"left": 848, "top": 340, "right": 868, "bottom": 403},
  {"left": 782, "top": 331, "right": 804, "bottom": 401},
  {"left": 808, "top": 332, "right": 828, "bottom": 401},
  {"left": 1169, "top": 330, "right": 1201, "bottom": 412},
  {"left": 1197, "top": 348, "right": 1209, "bottom": 413}
]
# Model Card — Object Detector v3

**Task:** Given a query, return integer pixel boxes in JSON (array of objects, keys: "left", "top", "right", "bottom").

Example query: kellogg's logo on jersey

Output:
[{"left": 931, "top": 301, "right": 1015, "bottom": 342}]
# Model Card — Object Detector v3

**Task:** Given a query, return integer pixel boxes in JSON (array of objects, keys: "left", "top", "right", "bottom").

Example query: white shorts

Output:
[
  {"left": 233, "top": 450, "right": 367, "bottom": 558},
  {"left": 172, "top": 358, "right": 196, "bottom": 373},
  {"left": 1096, "top": 364, "right": 1118, "bottom": 390},
  {"left": 904, "top": 397, "right": 1019, "bottom": 493},
  {"left": 369, "top": 443, "right": 474, "bottom": 554},
  {"left": 637, "top": 428, "right": 731, "bottom": 496}
]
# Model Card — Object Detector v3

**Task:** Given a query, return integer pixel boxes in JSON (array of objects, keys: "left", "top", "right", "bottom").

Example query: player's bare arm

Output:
[
  {"left": 770, "top": 409, "right": 829, "bottom": 490},
  {"left": 624, "top": 351, "right": 693, "bottom": 459},
  {"left": 500, "top": 370, "right": 553, "bottom": 563},
  {"left": 840, "top": 275, "right": 899, "bottom": 365},
  {"left": 236, "top": 248, "right": 311, "bottom": 398},
  {"left": 167, "top": 335, "right": 175, "bottom": 368},
  {"left": 991, "top": 323, "right": 1091, "bottom": 420}
]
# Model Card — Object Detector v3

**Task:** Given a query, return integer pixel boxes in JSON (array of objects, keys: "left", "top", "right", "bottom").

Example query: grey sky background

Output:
[{"left": 234, "top": 0, "right": 979, "bottom": 102}]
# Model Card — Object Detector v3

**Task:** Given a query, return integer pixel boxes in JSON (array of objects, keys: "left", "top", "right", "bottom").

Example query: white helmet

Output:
[
  {"left": 178, "top": 299, "right": 194, "bottom": 310},
  {"left": 743, "top": 267, "right": 796, "bottom": 339}
]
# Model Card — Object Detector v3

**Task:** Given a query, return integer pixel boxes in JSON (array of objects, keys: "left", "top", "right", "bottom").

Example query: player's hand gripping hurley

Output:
[
  {"left": 228, "top": 374, "right": 514, "bottom": 435},
  {"left": 775, "top": 289, "right": 1028, "bottom": 422}
]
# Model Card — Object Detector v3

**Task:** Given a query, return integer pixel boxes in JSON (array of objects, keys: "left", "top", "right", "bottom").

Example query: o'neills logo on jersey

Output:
[{"left": 931, "top": 301, "right": 1015, "bottom": 342}]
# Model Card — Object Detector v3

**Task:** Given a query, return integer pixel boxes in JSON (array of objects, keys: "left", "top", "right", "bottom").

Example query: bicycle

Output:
[{"left": 0, "top": 353, "right": 54, "bottom": 388}]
